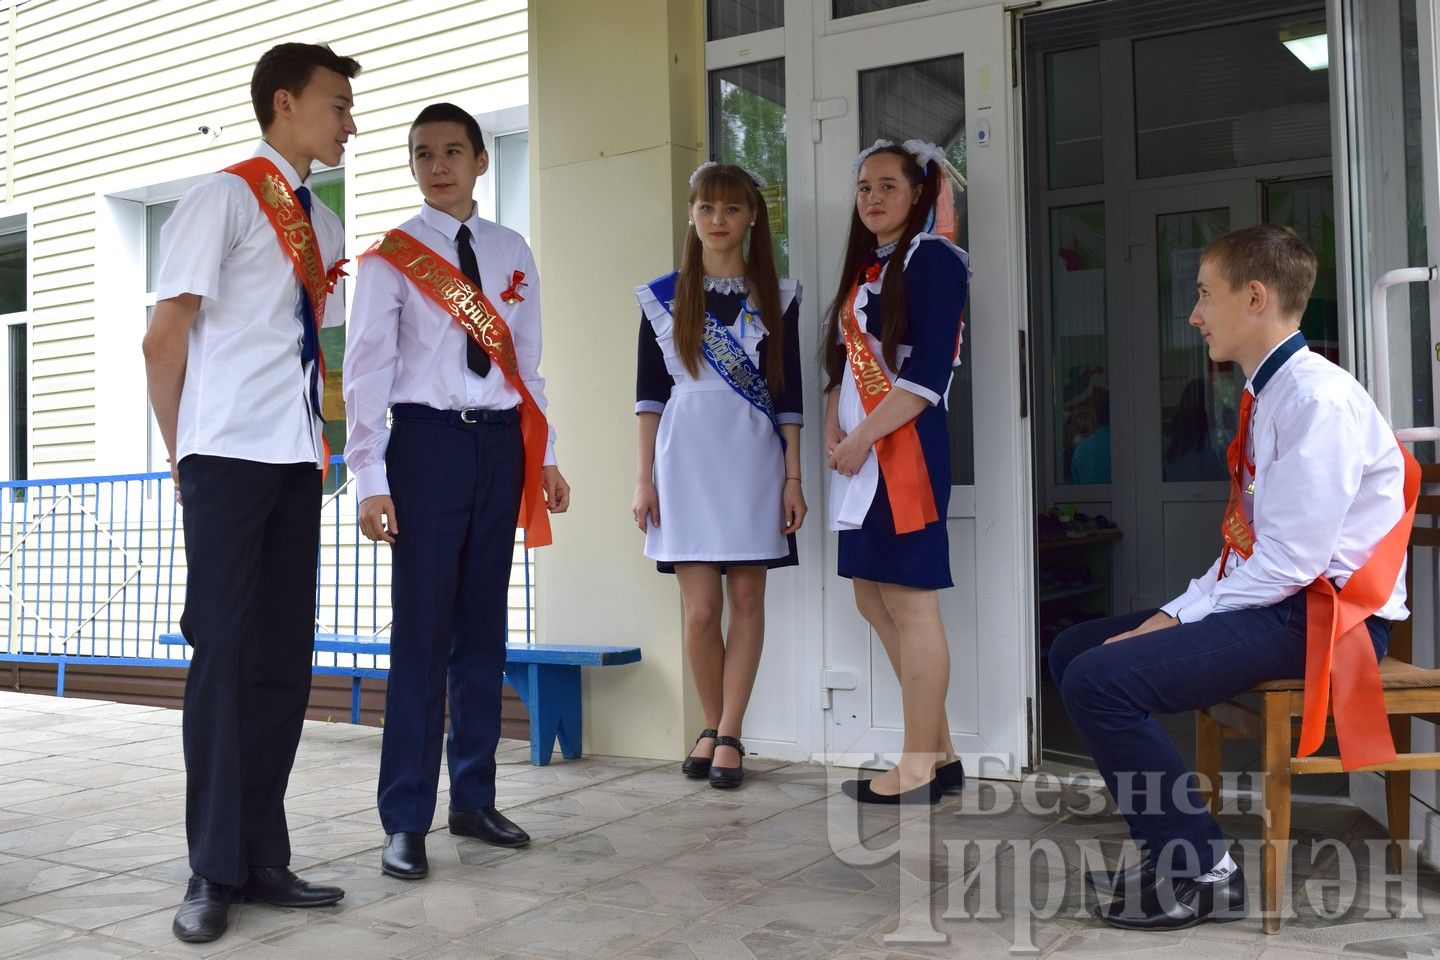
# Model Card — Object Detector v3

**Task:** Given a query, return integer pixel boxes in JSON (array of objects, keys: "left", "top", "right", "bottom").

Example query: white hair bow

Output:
[{"left": 689, "top": 160, "right": 768, "bottom": 191}]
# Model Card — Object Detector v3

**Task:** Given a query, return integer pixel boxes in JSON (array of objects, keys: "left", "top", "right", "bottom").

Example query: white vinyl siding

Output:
[{"left": 6, "top": 0, "right": 528, "bottom": 474}]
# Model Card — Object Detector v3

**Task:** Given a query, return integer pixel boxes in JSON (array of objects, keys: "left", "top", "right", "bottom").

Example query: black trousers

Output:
[
  {"left": 178, "top": 455, "right": 321, "bottom": 886},
  {"left": 377, "top": 405, "right": 524, "bottom": 834}
]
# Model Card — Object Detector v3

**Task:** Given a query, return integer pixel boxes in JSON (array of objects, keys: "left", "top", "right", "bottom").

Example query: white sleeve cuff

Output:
[
  {"left": 635, "top": 401, "right": 666, "bottom": 415},
  {"left": 777, "top": 413, "right": 804, "bottom": 426},
  {"left": 1171, "top": 593, "right": 1218, "bottom": 624},
  {"left": 894, "top": 378, "right": 942, "bottom": 406},
  {"left": 544, "top": 440, "right": 556, "bottom": 468},
  {"left": 353, "top": 464, "right": 390, "bottom": 504},
  {"left": 154, "top": 274, "right": 219, "bottom": 303}
]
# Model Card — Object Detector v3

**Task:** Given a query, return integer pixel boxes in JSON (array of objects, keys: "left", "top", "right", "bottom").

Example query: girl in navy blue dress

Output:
[
  {"left": 823, "top": 141, "right": 969, "bottom": 804},
  {"left": 632, "top": 162, "right": 807, "bottom": 788}
]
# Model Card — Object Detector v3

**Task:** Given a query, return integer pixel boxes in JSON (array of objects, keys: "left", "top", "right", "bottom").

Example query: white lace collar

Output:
[
  {"left": 703, "top": 276, "right": 748, "bottom": 295},
  {"left": 874, "top": 239, "right": 899, "bottom": 260}
]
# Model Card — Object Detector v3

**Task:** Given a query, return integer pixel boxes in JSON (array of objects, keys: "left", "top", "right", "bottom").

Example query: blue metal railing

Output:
[{"left": 0, "top": 456, "right": 535, "bottom": 695}]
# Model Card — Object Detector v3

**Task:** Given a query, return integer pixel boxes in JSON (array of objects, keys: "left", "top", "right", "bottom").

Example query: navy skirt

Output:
[{"left": 837, "top": 406, "right": 952, "bottom": 590}]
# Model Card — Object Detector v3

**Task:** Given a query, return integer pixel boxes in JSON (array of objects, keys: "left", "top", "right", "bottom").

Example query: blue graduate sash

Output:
[{"left": 647, "top": 274, "right": 781, "bottom": 440}]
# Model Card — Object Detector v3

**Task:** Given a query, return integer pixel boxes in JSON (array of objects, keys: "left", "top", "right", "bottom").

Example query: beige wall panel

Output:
[{"left": 531, "top": 0, "right": 703, "bottom": 761}]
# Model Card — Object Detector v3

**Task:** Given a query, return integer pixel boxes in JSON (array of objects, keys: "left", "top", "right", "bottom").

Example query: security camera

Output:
[{"left": 197, "top": 124, "right": 222, "bottom": 139}]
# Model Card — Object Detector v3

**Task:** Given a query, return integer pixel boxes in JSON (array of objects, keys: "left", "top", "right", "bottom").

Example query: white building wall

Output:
[{"left": 0, "top": 0, "right": 534, "bottom": 651}]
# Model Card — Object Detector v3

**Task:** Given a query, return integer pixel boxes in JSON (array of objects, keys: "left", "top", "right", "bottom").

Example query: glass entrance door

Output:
[{"left": 815, "top": 5, "right": 1031, "bottom": 779}]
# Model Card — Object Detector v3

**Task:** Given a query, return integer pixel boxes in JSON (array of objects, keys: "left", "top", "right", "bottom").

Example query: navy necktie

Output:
[
  {"left": 294, "top": 185, "right": 323, "bottom": 421},
  {"left": 455, "top": 224, "right": 492, "bottom": 378}
]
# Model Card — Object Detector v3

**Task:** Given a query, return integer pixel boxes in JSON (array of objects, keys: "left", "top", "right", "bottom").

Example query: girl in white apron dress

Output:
[{"left": 632, "top": 163, "right": 806, "bottom": 789}]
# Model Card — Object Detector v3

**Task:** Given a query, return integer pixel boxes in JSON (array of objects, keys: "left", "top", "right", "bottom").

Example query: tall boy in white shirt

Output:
[
  {"left": 143, "top": 42, "right": 359, "bottom": 944},
  {"left": 344, "top": 102, "right": 569, "bottom": 881},
  {"left": 1051, "top": 224, "right": 1415, "bottom": 931}
]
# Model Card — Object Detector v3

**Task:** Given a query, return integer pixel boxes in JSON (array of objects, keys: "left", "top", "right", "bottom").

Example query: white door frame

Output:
[{"left": 810, "top": 2, "right": 1033, "bottom": 780}]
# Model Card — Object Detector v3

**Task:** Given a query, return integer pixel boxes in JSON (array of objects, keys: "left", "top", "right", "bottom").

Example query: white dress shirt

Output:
[
  {"left": 1162, "top": 335, "right": 1409, "bottom": 623},
  {"left": 154, "top": 141, "right": 345, "bottom": 467},
  {"left": 344, "top": 202, "right": 556, "bottom": 503}
]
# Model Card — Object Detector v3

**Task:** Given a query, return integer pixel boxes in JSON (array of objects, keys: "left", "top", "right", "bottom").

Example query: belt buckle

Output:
[{"left": 460, "top": 408, "right": 477, "bottom": 424}]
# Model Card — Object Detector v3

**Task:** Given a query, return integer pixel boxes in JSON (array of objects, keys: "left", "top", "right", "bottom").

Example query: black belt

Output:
[{"left": 391, "top": 403, "right": 520, "bottom": 426}]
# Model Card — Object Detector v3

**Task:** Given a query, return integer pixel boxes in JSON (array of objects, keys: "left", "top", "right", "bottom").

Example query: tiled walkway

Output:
[{"left": 3, "top": 690, "right": 1440, "bottom": 959}]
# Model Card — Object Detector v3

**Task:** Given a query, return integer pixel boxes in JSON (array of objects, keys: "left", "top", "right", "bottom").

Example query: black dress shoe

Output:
[
  {"left": 381, "top": 832, "right": 428, "bottom": 879},
  {"left": 172, "top": 875, "right": 232, "bottom": 943},
  {"left": 1085, "top": 857, "right": 1156, "bottom": 899},
  {"left": 841, "top": 776, "right": 943, "bottom": 805},
  {"left": 238, "top": 866, "right": 344, "bottom": 907},
  {"left": 936, "top": 759, "right": 965, "bottom": 795},
  {"left": 1094, "top": 867, "right": 1246, "bottom": 930},
  {"left": 681, "top": 728, "right": 718, "bottom": 779},
  {"left": 449, "top": 806, "right": 531, "bottom": 847},
  {"left": 708, "top": 735, "right": 744, "bottom": 789}
]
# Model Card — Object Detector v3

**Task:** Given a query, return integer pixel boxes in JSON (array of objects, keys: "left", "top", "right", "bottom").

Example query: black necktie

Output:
[
  {"left": 455, "top": 224, "right": 491, "bottom": 378},
  {"left": 294, "top": 186, "right": 322, "bottom": 420}
]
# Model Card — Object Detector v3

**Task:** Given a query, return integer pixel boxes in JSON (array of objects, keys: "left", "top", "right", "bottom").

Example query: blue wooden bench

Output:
[{"left": 158, "top": 633, "right": 640, "bottom": 766}]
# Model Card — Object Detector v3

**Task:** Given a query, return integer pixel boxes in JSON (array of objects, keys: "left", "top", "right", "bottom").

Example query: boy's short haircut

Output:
[
  {"left": 251, "top": 43, "right": 361, "bottom": 130},
  {"left": 1201, "top": 224, "right": 1318, "bottom": 320},
  {"left": 409, "top": 103, "right": 487, "bottom": 156}
]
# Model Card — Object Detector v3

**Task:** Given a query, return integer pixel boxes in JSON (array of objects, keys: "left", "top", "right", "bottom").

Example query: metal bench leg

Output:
[
  {"left": 351, "top": 677, "right": 361, "bottom": 725},
  {"left": 56, "top": 660, "right": 65, "bottom": 698}
]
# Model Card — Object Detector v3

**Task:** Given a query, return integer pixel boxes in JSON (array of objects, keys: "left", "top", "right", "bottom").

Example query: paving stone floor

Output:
[{"left": 4, "top": 690, "right": 1440, "bottom": 959}]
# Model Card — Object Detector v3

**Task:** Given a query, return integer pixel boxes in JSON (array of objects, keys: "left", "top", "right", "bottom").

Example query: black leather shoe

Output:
[
  {"left": 449, "top": 806, "right": 531, "bottom": 847},
  {"left": 381, "top": 832, "right": 428, "bottom": 879},
  {"left": 1094, "top": 867, "right": 1247, "bottom": 930},
  {"left": 708, "top": 735, "right": 744, "bottom": 789},
  {"left": 681, "top": 728, "right": 718, "bottom": 779},
  {"left": 172, "top": 875, "right": 232, "bottom": 943},
  {"left": 1085, "top": 857, "right": 1156, "bottom": 899},
  {"left": 936, "top": 759, "right": 965, "bottom": 795},
  {"left": 841, "top": 776, "right": 943, "bottom": 805},
  {"left": 238, "top": 866, "right": 344, "bottom": 907}
]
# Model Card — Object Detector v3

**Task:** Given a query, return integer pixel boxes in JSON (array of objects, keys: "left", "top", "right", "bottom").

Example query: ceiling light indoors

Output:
[{"left": 1282, "top": 30, "right": 1329, "bottom": 71}]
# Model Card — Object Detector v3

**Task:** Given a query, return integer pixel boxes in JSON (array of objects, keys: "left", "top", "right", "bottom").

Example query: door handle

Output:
[{"left": 1370, "top": 265, "right": 1439, "bottom": 441}]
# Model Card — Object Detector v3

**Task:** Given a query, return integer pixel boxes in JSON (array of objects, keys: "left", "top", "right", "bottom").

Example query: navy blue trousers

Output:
[
  {"left": 377, "top": 406, "right": 524, "bottom": 834},
  {"left": 179, "top": 456, "right": 321, "bottom": 886},
  {"left": 1049, "top": 592, "right": 1389, "bottom": 878}
]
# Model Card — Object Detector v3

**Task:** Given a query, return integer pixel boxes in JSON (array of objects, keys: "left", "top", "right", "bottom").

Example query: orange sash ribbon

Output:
[
  {"left": 364, "top": 229, "right": 552, "bottom": 548},
  {"left": 839, "top": 280, "right": 938, "bottom": 535},
  {"left": 225, "top": 156, "right": 336, "bottom": 475},
  {"left": 1220, "top": 396, "right": 1419, "bottom": 770}
]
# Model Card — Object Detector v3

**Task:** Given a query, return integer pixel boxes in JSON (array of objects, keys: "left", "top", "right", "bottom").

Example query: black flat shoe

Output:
[
  {"left": 1093, "top": 866, "right": 1246, "bottom": 930},
  {"left": 449, "top": 806, "right": 531, "bottom": 848},
  {"left": 172, "top": 875, "right": 233, "bottom": 943},
  {"left": 936, "top": 759, "right": 965, "bottom": 795},
  {"left": 381, "top": 831, "right": 429, "bottom": 880},
  {"left": 841, "top": 776, "right": 943, "bottom": 805},
  {"left": 681, "top": 728, "right": 718, "bottom": 779},
  {"left": 238, "top": 866, "right": 344, "bottom": 907},
  {"left": 1085, "top": 857, "right": 1156, "bottom": 899},
  {"left": 708, "top": 735, "right": 744, "bottom": 789}
]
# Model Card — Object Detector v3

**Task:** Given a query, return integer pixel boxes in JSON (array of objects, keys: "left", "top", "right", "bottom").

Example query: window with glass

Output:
[
  {"left": 708, "top": 58, "right": 789, "bottom": 273},
  {"left": 707, "top": 0, "right": 782, "bottom": 40},
  {"left": 1133, "top": 12, "right": 1331, "bottom": 179},
  {"left": 1400, "top": 0, "right": 1433, "bottom": 444},
  {"left": 1050, "top": 205, "right": 1109, "bottom": 485},
  {"left": 1265, "top": 177, "right": 1338, "bottom": 362},
  {"left": 858, "top": 53, "right": 973, "bottom": 484},
  {"left": 834, "top": 0, "right": 927, "bottom": 18},
  {"left": 1, "top": 223, "right": 27, "bottom": 485},
  {"left": 495, "top": 131, "right": 531, "bottom": 241},
  {"left": 1045, "top": 46, "right": 1103, "bottom": 190},
  {"left": 1158, "top": 208, "right": 1236, "bottom": 483}
]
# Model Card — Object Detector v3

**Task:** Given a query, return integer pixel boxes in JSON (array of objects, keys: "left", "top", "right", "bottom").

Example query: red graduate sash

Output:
[
  {"left": 839, "top": 280, "right": 938, "bottom": 535},
  {"left": 1220, "top": 403, "right": 1419, "bottom": 770},
  {"left": 225, "top": 156, "right": 341, "bottom": 475},
  {"left": 365, "top": 229, "right": 553, "bottom": 548}
]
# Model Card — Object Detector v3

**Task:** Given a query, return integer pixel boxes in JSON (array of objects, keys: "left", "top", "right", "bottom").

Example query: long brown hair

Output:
[
  {"left": 674, "top": 164, "right": 786, "bottom": 391},
  {"left": 821, "top": 145, "right": 941, "bottom": 389}
]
